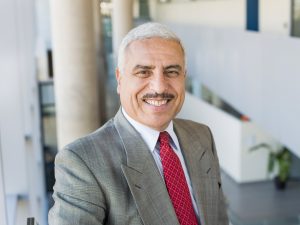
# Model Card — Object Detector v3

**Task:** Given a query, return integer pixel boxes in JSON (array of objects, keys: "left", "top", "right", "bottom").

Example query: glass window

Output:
[
  {"left": 246, "top": 0, "right": 259, "bottom": 31},
  {"left": 292, "top": 0, "right": 300, "bottom": 37}
]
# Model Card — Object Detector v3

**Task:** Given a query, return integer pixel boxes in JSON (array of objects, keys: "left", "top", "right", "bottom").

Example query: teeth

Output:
[{"left": 146, "top": 100, "right": 168, "bottom": 106}]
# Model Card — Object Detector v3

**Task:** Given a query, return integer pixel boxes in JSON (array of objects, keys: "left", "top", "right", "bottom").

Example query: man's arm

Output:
[
  {"left": 48, "top": 148, "right": 106, "bottom": 225},
  {"left": 208, "top": 127, "right": 229, "bottom": 225}
]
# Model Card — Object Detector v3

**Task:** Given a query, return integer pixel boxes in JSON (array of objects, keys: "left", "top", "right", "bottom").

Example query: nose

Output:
[{"left": 149, "top": 71, "right": 168, "bottom": 94}]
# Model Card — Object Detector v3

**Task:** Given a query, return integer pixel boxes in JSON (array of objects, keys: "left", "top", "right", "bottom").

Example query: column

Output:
[
  {"left": 50, "top": 0, "right": 100, "bottom": 148},
  {"left": 93, "top": 0, "right": 106, "bottom": 123},
  {"left": 112, "top": 0, "right": 134, "bottom": 58}
]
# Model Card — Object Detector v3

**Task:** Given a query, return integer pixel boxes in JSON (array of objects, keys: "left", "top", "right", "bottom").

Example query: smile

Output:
[{"left": 144, "top": 99, "right": 168, "bottom": 106}]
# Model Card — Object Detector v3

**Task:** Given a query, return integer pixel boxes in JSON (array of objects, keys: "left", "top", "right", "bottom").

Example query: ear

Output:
[{"left": 116, "top": 68, "right": 122, "bottom": 94}]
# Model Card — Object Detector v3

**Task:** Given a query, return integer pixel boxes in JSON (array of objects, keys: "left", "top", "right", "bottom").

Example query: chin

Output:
[
  {"left": 148, "top": 121, "right": 170, "bottom": 131},
  {"left": 140, "top": 114, "right": 173, "bottom": 129}
]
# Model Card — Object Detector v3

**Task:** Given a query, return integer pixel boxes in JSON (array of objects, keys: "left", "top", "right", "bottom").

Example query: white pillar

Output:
[
  {"left": 50, "top": 0, "right": 101, "bottom": 148},
  {"left": 112, "top": 0, "right": 134, "bottom": 58}
]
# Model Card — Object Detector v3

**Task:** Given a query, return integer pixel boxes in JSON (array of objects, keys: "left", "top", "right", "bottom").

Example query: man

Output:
[{"left": 49, "top": 22, "right": 229, "bottom": 225}]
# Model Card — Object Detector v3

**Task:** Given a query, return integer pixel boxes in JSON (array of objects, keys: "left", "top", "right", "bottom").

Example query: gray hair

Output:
[{"left": 117, "top": 22, "right": 186, "bottom": 73}]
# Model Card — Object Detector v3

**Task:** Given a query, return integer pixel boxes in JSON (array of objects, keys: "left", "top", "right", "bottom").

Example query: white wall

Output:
[
  {"left": 260, "top": 0, "right": 291, "bottom": 35},
  {"left": 152, "top": 0, "right": 246, "bottom": 29},
  {"left": 240, "top": 123, "right": 277, "bottom": 181},
  {"left": 152, "top": 0, "right": 293, "bottom": 36},
  {"left": 35, "top": 0, "right": 52, "bottom": 48},
  {"left": 35, "top": 0, "right": 52, "bottom": 81},
  {"left": 0, "top": 0, "right": 47, "bottom": 224},
  {"left": 170, "top": 24, "right": 300, "bottom": 158},
  {"left": 0, "top": 0, "right": 29, "bottom": 196},
  {"left": 0, "top": 143, "right": 8, "bottom": 225}
]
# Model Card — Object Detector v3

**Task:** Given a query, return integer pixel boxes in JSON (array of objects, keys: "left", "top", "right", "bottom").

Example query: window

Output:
[
  {"left": 246, "top": 0, "right": 259, "bottom": 31},
  {"left": 292, "top": 0, "right": 300, "bottom": 37}
]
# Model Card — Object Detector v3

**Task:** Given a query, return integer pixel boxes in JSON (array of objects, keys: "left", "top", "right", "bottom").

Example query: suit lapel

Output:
[
  {"left": 114, "top": 110, "right": 179, "bottom": 225},
  {"left": 174, "top": 121, "right": 217, "bottom": 225}
]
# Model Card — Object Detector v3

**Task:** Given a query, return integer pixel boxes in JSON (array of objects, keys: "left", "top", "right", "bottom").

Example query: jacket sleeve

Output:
[
  {"left": 48, "top": 148, "right": 106, "bottom": 225},
  {"left": 208, "top": 127, "right": 230, "bottom": 225}
]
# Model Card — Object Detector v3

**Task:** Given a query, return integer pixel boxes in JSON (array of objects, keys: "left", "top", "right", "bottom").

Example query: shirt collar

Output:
[{"left": 121, "top": 108, "right": 180, "bottom": 152}]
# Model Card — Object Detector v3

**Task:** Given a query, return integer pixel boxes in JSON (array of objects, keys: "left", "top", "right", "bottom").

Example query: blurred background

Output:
[{"left": 0, "top": 0, "right": 300, "bottom": 224}]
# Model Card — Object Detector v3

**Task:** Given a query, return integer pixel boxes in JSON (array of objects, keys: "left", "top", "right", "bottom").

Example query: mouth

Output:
[
  {"left": 143, "top": 99, "right": 170, "bottom": 107},
  {"left": 142, "top": 93, "right": 175, "bottom": 107}
]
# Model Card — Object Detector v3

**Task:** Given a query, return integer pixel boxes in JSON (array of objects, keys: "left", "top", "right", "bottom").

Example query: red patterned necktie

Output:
[{"left": 159, "top": 131, "right": 198, "bottom": 225}]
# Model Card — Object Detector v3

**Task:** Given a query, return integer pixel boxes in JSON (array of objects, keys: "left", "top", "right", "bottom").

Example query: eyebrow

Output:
[
  {"left": 133, "top": 65, "right": 155, "bottom": 71},
  {"left": 164, "top": 64, "right": 182, "bottom": 71},
  {"left": 133, "top": 64, "right": 183, "bottom": 71}
]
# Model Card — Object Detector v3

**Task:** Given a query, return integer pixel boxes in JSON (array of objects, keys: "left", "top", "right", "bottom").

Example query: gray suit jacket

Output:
[{"left": 49, "top": 110, "right": 229, "bottom": 225}]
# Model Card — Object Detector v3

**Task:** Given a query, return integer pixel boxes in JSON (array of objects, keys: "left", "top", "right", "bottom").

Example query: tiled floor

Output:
[{"left": 222, "top": 172, "right": 300, "bottom": 225}]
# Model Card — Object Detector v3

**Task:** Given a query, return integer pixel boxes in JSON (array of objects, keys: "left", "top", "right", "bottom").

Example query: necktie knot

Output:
[{"left": 159, "top": 131, "right": 170, "bottom": 145}]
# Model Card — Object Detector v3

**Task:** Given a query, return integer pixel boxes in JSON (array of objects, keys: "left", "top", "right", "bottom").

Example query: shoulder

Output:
[
  {"left": 58, "top": 117, "right": 124, "bottom": 164},
  {"left": 174, "top": 118, "right": 211, "bottom": 136},
  {"left": 173, "top": 118, "right": 215, "bottom": 150}
]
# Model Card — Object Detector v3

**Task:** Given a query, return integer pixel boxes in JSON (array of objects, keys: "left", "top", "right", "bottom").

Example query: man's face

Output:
[{"left": 116, "top": 38, "right": 186, "bottom": 131}]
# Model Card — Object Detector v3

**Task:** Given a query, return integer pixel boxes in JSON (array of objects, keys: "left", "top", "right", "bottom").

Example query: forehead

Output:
[{"left": 125, "top": 38, "right": 185, "bottom": 62}]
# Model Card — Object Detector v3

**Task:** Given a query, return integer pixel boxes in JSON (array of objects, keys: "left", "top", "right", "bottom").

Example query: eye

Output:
[
  {"left": 134, "top": 70, "right": 152, "bottom": 78},
  {"left": 165, "top": 70, "right": 180, "bottom": 78}
]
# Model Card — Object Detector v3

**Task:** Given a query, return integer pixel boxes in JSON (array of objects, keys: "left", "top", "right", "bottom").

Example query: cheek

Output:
[
  {"left": 120, "top": 81, "right": 145, "bottom": 105},
  {"left": 131, "top": 80, "right": 149, "bottom": 95},
  {"left": 172, "top": 80, "right": 185, "bottom": 94}
]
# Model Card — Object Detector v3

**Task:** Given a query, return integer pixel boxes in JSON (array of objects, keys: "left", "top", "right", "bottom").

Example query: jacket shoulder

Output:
[
  {"left": 173, "top": 118, "right": 214, "bottom": 148},
  {"left": 174, "top": 118, "right": 210, "bottom": 134},
  {"left": 61, "top": 118, "right": 123, "bottom": 162}
]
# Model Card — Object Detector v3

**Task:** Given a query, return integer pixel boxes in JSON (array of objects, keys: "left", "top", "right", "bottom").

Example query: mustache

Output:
[{"left": 142, "top": 92, "right": 175, "bottom": 99}]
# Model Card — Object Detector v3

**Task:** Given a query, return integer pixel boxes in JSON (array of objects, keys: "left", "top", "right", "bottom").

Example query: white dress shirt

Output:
[{"left": 122, "top": 108, "right": 200, "bottom": 220}]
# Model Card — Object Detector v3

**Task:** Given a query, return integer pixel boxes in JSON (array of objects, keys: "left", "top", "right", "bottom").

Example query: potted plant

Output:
[{"left": 249, "top": 143, "right": 292, "bottom": 190}]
